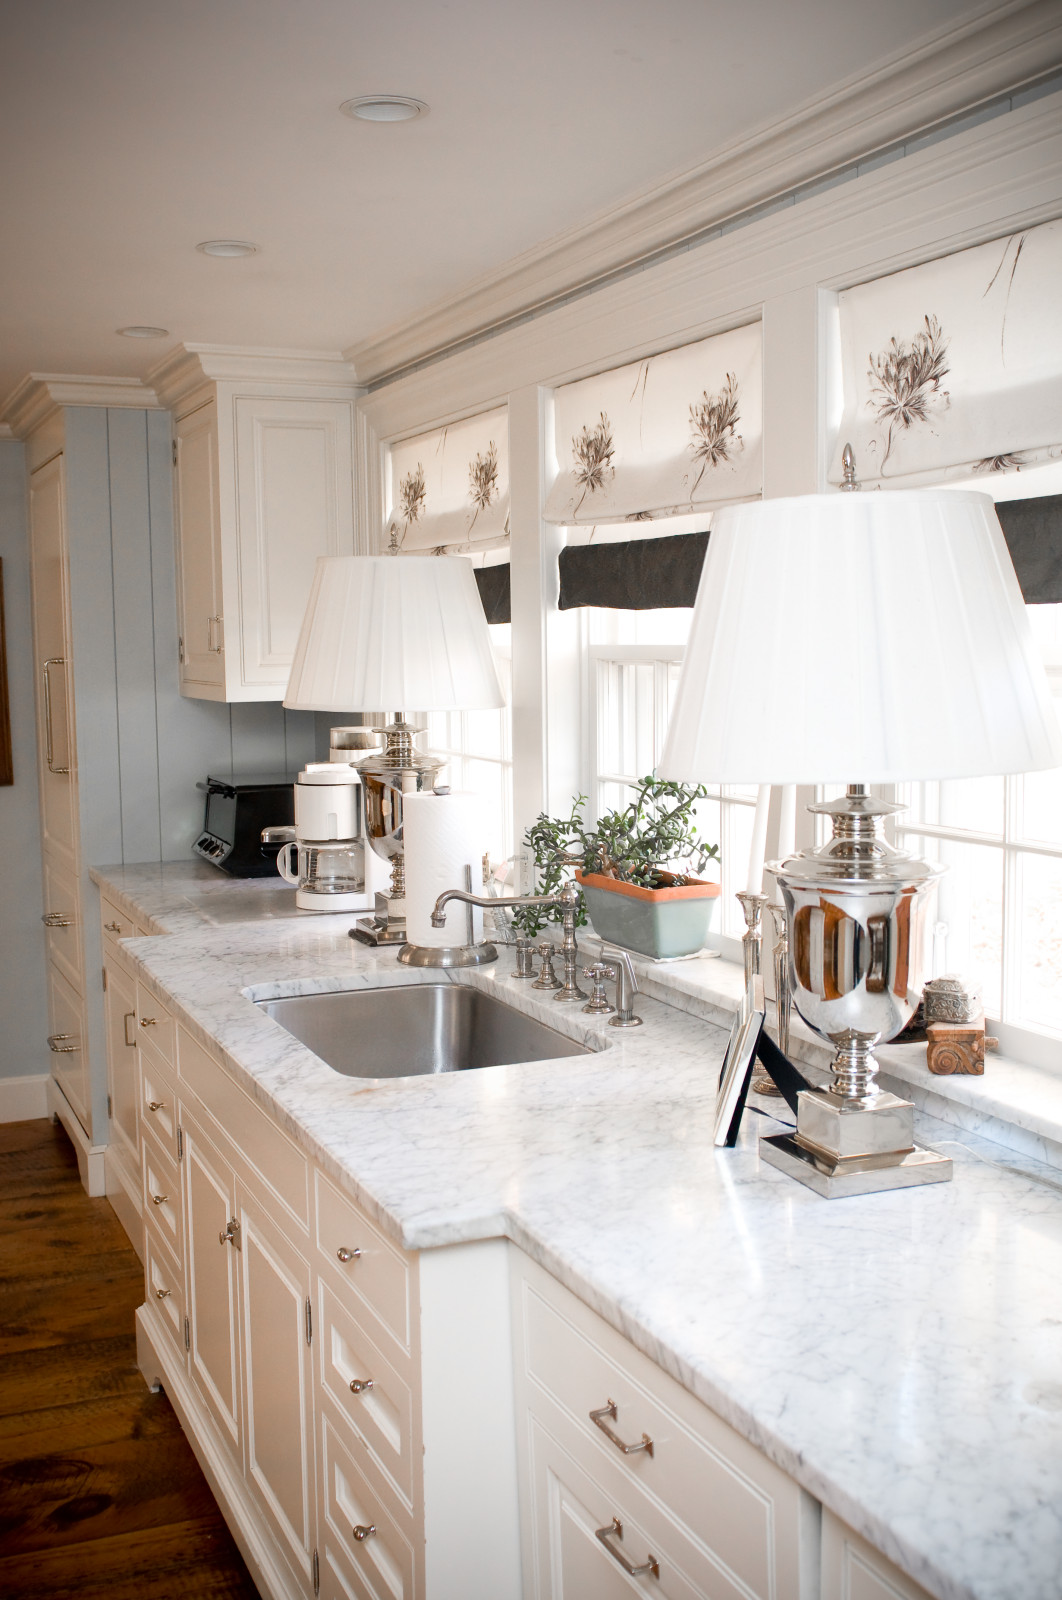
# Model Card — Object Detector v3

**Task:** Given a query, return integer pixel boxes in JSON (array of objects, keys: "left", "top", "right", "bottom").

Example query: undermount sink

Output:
[{"left": 256, "top": 982, "right": 593, "bottom": 1079}]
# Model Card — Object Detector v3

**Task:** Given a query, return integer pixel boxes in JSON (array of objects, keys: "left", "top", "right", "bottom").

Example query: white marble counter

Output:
[
  {"left": 90, "top": 859, "right": 308, "bottom": 935},
  {"left": 94, "top": 866, "right": 1062, "bottom": 1600}
]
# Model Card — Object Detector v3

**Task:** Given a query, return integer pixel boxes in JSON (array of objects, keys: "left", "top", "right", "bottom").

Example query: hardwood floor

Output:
[{"left": 0, "top": 1118, "right": 261, "bottom": 1598}]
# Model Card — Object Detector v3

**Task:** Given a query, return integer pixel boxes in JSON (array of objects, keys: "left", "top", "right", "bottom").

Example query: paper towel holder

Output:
[{"left": 397, "top": 864, "right": 499, "bottom": 968}]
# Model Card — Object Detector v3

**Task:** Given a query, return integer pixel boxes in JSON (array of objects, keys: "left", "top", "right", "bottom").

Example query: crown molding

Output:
[
  {"left": 348, "top": 0, "right": 1062, "bottom": 385},
  {"left": 2, "top": 373, "right": 161, "bottom": 439},
  {"left": 149, "top": 343, "right": 361, "bottom": 411}
]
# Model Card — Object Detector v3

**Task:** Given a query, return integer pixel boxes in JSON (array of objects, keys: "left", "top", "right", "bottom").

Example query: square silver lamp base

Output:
[
  {"left": 349, "top": 917, "right": 407, "bottom": 946},
  {"left": 760, "top": 1132, "right": 952, "bottom": 1197},
  {"left": 759, "top": 1086, "right": 953, "bottom": 1198}
]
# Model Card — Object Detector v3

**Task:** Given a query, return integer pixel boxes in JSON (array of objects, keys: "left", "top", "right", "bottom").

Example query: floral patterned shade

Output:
[
  {"left": 543, "top": 324, "right": 762, "bottom": 525},
  {"left": 386, "top": 405, "right": 510, "bottom": 551},
  {"left": 831, "top": 217, "right": 1062, "bottom": 486}
]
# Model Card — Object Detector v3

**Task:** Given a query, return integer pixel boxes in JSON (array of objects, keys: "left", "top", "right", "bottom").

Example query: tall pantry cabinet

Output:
[{"left": 12, "top": 384, "right": 167, "bottom": 1191}]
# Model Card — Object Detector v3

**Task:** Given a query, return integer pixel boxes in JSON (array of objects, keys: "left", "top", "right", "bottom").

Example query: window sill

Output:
[{"left": 585, "top": 939, "right": 1062, "bottom": 1175}]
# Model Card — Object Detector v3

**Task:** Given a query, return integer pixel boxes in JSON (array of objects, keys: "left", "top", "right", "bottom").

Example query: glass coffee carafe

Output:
[{"left": 278, "top": 838, "right": 365, "bottom": 907}]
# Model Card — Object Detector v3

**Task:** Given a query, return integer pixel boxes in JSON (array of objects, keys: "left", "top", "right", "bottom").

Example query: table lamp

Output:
[
  {"left": 659, "top": 467, "right": 1062, "bottom": 1197},
  {"left": 285, "top": 552, "right": 504, "bottom": 945}
]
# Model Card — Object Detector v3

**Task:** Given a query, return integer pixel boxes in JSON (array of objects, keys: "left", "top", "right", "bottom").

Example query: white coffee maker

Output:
[{"left": 273, "top": 763, "right": 372, "bottom": 912}]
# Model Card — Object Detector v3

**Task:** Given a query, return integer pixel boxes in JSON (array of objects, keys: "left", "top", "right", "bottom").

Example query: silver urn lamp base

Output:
[
  {"left": 759, "top": 786, "right": 953, "bottom": 1198},
  {"left": 350, "top": 716, "right": 444, "bottom": 947}
]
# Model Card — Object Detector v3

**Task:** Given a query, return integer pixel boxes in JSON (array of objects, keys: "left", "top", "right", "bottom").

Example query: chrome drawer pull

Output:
[
  {"left": 590, "top": 1399, "right": 654, "bottom": 1457},
  {"left": 139, "top": 1016, "right": 157, "bottom": 1027},
  {"left": 42, "top": 912, "right": 73, "bottom": 927},
  {"left": 595, "top": 1518, "right": 659, "bottom": 1579},
  {"left": 352, "top": 1524, "right": 376, "bottom": 1542},
  {"left": 337, "top": 1246, "right": 362, "bottom": 1263},
  {"left": 349, "top": 1377, "right": 374, "bottom": 1395},
  {"left": 152, "top": 1193, "right": 168, "bottom": 1206},
  {"left": 42, "top": 658, "right": 70, "bottom": 773},
  {"left": 123, "top": 1012, "right": 137, "bottom": 1048},
  {"left": 47, "top": 1034, "right": 78, "bottom": 1053},
  {"left": 148, "top": 1100, "right": 166, "bottom": 1112},
  {"left": 105, "top": 920, "right": 124, "bottom": 933},
  {"left": 155, "top": 1287, "right": 170, "bottom": 1299}
]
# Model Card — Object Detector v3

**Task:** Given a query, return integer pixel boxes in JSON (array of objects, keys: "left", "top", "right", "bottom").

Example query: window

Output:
[
  {"left": 584, "top": 605, "right": 755, "bottom": 944},
  {"left": 425, "top": 623, "right": 513, "bottom": 864}
]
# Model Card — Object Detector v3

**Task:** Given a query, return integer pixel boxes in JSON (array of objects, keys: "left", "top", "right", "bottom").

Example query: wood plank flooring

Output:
[{"left": 0, "top": 1118, "right": 261, "bottom": 1598}]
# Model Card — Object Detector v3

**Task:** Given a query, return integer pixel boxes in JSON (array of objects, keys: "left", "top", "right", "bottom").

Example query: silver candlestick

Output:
[{"left": 768, "top": 901, "right": 792, "bottom": 1058}]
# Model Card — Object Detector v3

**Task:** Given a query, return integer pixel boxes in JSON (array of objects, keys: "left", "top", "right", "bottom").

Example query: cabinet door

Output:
[
  {"left": 46, "top": 962, "right": 89, "bottom": 1132},
  {"left": 238, "top": 1181, "right": 316, "bottom": 1590},
  {"left": 28, "top": 455, "right": 79, "bottom": 865},
  {"left": 234, "top": 397, "right": 354, "bottom": 691},
  {"left": 103, "top": 957, "right": 138, "bottom": 1171},
  {"left": 174, "top": 401, "right": 225, "bottom": 696},
  {"left": 183, "top": 1112, "right": 242, "bottom": 1458}
]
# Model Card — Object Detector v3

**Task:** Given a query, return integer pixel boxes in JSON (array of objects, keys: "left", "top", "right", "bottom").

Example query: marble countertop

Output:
[{"left": 94, "top": 863, "right": 1062, "bottom": 1600}]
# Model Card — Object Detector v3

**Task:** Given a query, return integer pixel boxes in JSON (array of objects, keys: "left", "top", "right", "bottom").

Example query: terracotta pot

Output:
[{"left": 575, "top": 870, "right": 721, "bottom": 959}]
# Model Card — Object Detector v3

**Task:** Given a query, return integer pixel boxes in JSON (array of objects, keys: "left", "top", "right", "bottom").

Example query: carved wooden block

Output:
[{"left": 926, "top": 1017, "right": 985, "bottom": 1076}]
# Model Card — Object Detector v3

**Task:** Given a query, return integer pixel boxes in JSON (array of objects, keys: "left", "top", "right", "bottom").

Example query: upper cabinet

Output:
[{"left": 153, "top": 347, "right": 361, "bottom": 702}]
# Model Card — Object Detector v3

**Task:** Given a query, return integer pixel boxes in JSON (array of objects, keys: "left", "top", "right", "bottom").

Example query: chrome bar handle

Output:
[
  {"left": 42, "top": 912, "right": 73, "bottom": 927},
  {"left": 208, "top": 614, "right": 223, "bottom": 654},
  {"left": 594, "top": 1518, "right": 659, "bottom": 1579},
  {"left": 123, "top": 1012, "right": 137, "bottom": 1047},
  {"left": 42, "top": 658, "right": 69, "bottom": 774},
  {"left": 589, "top": 1400, "right": 653, "bottom": 1457},
  {"left": 47, "top": 1033, "right": 77, "bottom": 1053}
]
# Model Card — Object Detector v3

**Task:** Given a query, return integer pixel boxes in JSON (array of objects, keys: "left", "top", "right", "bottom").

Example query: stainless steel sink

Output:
[{"left": 256, "top": 983, "right": 593, "bottom": 1079}]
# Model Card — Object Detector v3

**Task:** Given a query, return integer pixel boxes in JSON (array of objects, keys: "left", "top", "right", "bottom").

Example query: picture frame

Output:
[{"left": 713, "top": 974, "right": 766, "bottom": 1147}]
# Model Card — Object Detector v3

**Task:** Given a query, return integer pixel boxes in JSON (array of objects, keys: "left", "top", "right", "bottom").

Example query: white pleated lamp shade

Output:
[
  {"left": 284, "top": 555, "right": 505, "bottom": 712},
  {"left": 659, "top": 490, "right": 1062, "bottom": 785}
]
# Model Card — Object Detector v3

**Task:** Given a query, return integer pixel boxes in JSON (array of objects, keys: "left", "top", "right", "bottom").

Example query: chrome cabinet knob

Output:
[
  {"left": 147, "top": 1100, "right": 166, "bottom": 1112},
  {"left": 151, "top": 1193, "right": 168, "bottom": 1206},
  {"left": 139, "top": 1016, "right": 157, "bottom": 1027},
  {"left": 349, "top": 1377, "right": 374, "bottom": 1395},
  {"left": 337, "top": 1246, "right": 362, "bottom": 1263},
  {"left": 352, "top": 1524, "right": 376, "bottom": 1542},
  {"left": 104, "top": 920, "right": 123, "bottom": 933},
  {"left": 155, "top": 1287, "right": 170, "bottom": 1299}
]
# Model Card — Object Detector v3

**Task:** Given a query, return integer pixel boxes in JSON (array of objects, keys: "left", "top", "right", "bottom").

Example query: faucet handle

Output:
[
  {"left": 532, "top": 943, "right": 562, "bottom": 991},
  {"left": 600, "top": 946, "right": 643, "bottom": 1028},
  {"left": 513, "top": 937, "right": 537, "bottom": 980},
  {"left": 582, "top": 962, "right": 616, "bottom": 1015}
]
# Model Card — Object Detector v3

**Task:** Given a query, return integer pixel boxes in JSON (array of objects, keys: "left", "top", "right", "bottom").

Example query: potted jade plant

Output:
[{"left": 513, "top": 777, "right": 720, "bottom": 959}]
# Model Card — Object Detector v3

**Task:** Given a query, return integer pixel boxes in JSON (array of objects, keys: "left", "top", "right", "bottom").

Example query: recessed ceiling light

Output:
[
  {"left": 117, "top": 325, "right": 169, "bottom": 339},
  {"left": 196, "top": 239, "right": 260, "bottom": 258},
  {"left": 340, "top": 95, "right": 427, "bottom": 123}
]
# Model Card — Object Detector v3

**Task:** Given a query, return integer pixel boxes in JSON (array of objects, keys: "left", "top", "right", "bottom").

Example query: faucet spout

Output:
[{"left": 431, "top": 880, "right": 588, "bottom": 1004}]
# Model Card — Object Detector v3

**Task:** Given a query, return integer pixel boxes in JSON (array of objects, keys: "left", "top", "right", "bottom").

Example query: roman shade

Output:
[
  {"left": 543, "top": 324, "right": 762, "bottom": 525},
  {"left": 386, "top": 406, "right": 510, "bottom": 552},
  {"left": 830, "top": 217, "right": 1062, "bottom": 487}
]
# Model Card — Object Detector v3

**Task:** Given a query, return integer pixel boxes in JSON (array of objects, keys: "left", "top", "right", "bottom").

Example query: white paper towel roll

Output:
[{"left": 403, "top": 791, "right": 485, "bottom": 947}]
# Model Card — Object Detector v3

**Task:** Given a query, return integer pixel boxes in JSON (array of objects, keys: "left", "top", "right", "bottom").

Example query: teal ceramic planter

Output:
[{"left": 576, "top": 871, "right": 721, "bottom": 960}]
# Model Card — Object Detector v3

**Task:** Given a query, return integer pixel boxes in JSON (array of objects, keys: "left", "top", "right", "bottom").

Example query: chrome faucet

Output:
[
  {"left": 432, "top": 879, "right": 587, "bottom": 1002},
  {"left": 600, "top": 947, "right": 643, "bottom": 1028}
]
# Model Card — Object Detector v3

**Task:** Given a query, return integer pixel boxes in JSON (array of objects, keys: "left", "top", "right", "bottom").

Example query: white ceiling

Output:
[{"left": 0, "top": 0, "right": 987, "bottom": 404}]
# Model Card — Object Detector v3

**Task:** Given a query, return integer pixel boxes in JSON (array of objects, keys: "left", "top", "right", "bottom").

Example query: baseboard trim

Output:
[
  {"left": 105, "top": 1149, "right": 144, "bottom": 1259},
  {"left": 0, "top": 1073, "right": 50, "bottom": 1123},
  {"left": 135, "top": 1305, "right": 304, "bottom": 1600},
  {"left": 47, "top": 1077, "right": 107, "bottom": 1196}
]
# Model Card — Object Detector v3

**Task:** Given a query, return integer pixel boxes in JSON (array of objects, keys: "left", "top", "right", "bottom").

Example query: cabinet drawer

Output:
[
  {"left": 135, "top": 983, "right": 177, "bottom": 1064},
  {"left": 527, "top": 1410, "right": 710, "bottom": 1600},
  {"left": 821, "top": 1510, "right": 934, "bottom": 1600},
  {"left": 319, "top": 1410, "right": 417, "bottom": 1600},
  {"left": 180, "top": 1027, "right": 309, "bottom": 1227},
  {"left": 142, "top": 1128, "right": 182, "bottom": 1267},
  {"left": 139, "top": 1041, "right": 179, "bottom": 1163},
  {"left": 318, "top": 1280, "right": 417, "bottom": 1512},
  {"left": 144, "top": 1226, "right": 186, "bottom": 1364},
  {"left": 516, "top": 1260, "right": 805, "bottom": 1600},
  {"left": 100, "top": 894, "right": 138, "bottom": 956},
  {"left": 42, "top": 853, "right": 83, "bottom": 995},
  {"left": 316, "top": 1172, "right": 412, "bottom": 1358}
]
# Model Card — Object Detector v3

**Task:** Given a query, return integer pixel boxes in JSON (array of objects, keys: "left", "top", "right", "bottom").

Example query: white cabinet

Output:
[
  {"left": 184, "top": 1107, "right": 243, "bottom": 1458},
  {"left": 46, "top": 962, "right": 88, "bottom": 1129},
  {"left": 511, "top": 1250, "right": 815, "bottom": 1600},
  {"left": 820, "top": 1511, "right": 935, "bottom": 1600},
  {"left": 100, "top": 899, "right": 149, "bottom": 1251},
  {"left": 162, "top": 352, "right": 358, "bottom": 702},
  {"left": 28, "top": 453, "right": 78, "bottom": 868}
]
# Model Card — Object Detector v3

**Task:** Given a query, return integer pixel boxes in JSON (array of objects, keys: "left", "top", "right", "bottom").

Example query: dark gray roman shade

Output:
[
  {"left": 996, "top": 496, "right": 1062, "bottom": 604},
  {"left": 473, "top": 563, "right": 511, "bottom": 624},
  {"left": 558, "top": 532, "right": 709, "bottom": 611}
]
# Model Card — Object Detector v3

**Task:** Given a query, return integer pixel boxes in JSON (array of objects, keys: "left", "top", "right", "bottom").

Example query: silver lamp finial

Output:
[{"left": 840, "top": 442, "right": 860, "bottom": 491}]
